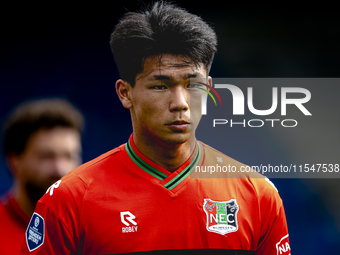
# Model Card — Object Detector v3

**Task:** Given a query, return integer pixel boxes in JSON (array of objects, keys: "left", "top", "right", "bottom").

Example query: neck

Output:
[
  {"left": 12, "top": 180, "right": 35, "bottom": 217},
  {"left": 133, "top": 133, "right": 196, "bottom": 173}
]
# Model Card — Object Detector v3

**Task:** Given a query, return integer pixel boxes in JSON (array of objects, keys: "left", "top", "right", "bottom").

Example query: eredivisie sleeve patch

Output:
[{"left": 25, "top": 212, "right": 45, "bottom": 252}]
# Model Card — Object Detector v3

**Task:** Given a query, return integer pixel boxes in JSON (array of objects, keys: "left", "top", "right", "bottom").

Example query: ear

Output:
[
  {"left": 203, "top": 76, "right": 212, "bottom": 91},
  {"left": 6, "top": 154, "right": 20, "bottom": 178},
  {"left": 207, "top": 76, "right": 212, "bottom": 88},
  {"left": 116, "top": 79, "right": 133, "bottom": 109}
]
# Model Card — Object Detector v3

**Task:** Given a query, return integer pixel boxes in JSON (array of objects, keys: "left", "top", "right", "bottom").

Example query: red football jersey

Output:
[
  {"left": 0, "top": 194, "right": 30, "bottom": 255},
  {"left": 19, "top": 134, "right": 290, "bottom": 254}
]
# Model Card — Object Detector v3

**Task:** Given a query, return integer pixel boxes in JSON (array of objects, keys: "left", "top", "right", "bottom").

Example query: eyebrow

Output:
[{"left": 151, "top": 72, "right": 204, "bottom": 81}]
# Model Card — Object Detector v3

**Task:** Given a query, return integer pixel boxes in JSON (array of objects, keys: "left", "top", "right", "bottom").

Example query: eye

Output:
[
  {"left": 151, "top": 85, "right": 167, "bottom": 90},
  {"left": 187, "top": 83, "right": 205, "bottom": 89}
]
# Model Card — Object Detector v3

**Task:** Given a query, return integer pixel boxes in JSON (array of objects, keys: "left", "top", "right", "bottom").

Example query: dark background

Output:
[{"left": 1, "top": 2, "right": 339, "bottom": 253}]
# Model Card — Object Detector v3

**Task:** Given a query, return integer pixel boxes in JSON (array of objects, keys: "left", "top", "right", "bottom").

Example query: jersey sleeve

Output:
[
  {"left": 19, "top": 175, "right": 86, "bottom": 254},
  {"left": 254, "top": 177, "right": 291, "bottom": 255},
  {"left": 19, "top": 201, "right": 74, "bottom": 254}
]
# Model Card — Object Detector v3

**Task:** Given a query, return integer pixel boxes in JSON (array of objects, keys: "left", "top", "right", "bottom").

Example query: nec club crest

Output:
[{"left": 203, "top": 198, "right": 239, "bottom": 235}]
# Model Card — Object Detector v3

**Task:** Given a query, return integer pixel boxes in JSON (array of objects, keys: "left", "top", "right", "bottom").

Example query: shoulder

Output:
[
  {"left": 197, "top": 141, "right": 257, "bottom": 179},
  {"left": 72, "top": 144, "right": 125, "bottom": 182},
  {"left": 197, "top": 140, "right": 282, "bottom": 207},
  {"left": 198, "top": 141, "right": 250, "bottom": 171},
  {"left": 0, "top": 198, "right": 8, "bottom": 216},
  {"left": 39, "top": 144, "right": 126, "bottom": 215},
  {"left": 250, "top": 176, "right": 284, "bottom": 220},
  {"left": 67, "top": 143, "right": 126, "bottom": 183},
  {"left": 0, "top": 194, "right": 14, "bottom": 215}
]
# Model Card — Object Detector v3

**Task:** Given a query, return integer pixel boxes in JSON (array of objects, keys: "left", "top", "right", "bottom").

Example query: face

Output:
[
  {"left": 11, "top": 127, "right": 82, "bottom": 200},
  {"left": 117, "top": 54, "right": 210, "bottom": 145}
]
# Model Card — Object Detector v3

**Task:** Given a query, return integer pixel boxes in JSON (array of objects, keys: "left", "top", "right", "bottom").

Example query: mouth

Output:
[{"left": 166, "top": 120, "right": 190, "bottom": 131}]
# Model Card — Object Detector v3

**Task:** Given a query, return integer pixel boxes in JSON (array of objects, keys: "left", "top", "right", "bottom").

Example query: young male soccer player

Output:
[
  {"left": 19, "top": 2, "right": 290, "bottom": 254},
  {"left": 0, "top": 98, "right": 83, "bottom": 255}
]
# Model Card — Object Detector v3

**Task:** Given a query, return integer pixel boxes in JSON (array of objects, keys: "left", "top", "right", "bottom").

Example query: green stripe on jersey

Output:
[
  {"left": 126, "top": 139, "right": 200, "bottom": 190},
  {"left": 125, "top": 141, "right": 167, "bottom": 181},
  {"left": 163, "top": 144, "right": 200, "bottom": 190}
]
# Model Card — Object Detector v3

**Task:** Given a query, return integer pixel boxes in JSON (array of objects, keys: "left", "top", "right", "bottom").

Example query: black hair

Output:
[
  {"left": 3, "top": 98, "right": 84, "bottom": 156},
  {"left": 110, "top": 1, "right": 217, "bottom": 86}
]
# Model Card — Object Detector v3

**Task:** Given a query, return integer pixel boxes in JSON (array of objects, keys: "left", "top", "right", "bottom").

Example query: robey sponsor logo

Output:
[{"left": 120, "top": 211, "right": 138, "bottom": 233}]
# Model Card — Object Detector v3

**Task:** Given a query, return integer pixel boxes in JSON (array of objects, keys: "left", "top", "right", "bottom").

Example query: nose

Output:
[{"left": 169, "top": 86, "right": 189, "bottom": 112}]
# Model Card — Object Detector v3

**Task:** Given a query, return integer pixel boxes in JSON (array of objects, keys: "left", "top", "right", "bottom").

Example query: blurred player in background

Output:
[
  {"left": 0, "top": 98, "right": 84, "bottom": 255},
  {"left": 19, "top": 2, "right": 290, "bottom": 254}
]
